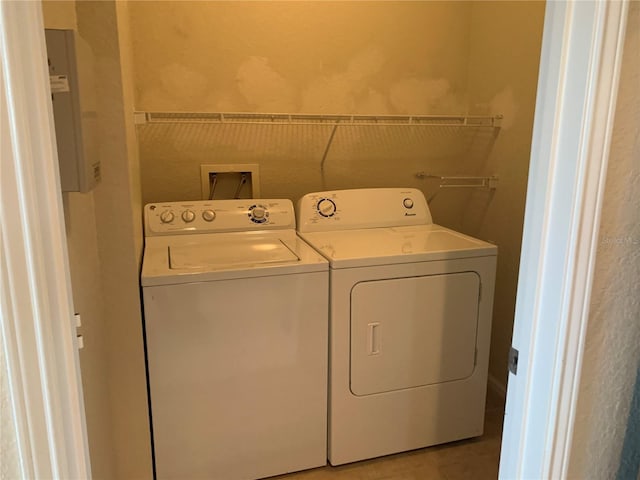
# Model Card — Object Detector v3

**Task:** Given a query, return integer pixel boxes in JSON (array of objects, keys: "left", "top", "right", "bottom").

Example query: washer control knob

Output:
[
  {"left": 160, "top": 210, "right": 174, "bottom": 223},
  {"left": 249, "top": 204, "right": 268, "bottom": 223},
  {"left": 317, "top": 198, "right": 337, "bottom": 217},
  {"left": 403, "top": 198, "right": 414, "bottom": 209},
  {"left": 202, "top": 209, "right": 216, "bottom": 222},
  {"left": 252, "top": 206, "right": 266, "bottom": 219},
  {"left": 181, "top": 209, "right": 196, "bottom": 223}
]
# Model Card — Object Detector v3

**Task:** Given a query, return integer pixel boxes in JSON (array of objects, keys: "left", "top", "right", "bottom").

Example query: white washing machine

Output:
[
  {"left": 297, "top": 188, "right": 498, "bottom": 465},
  {"left": 141, "top": 199, "right": 329, "bottom": 480}
]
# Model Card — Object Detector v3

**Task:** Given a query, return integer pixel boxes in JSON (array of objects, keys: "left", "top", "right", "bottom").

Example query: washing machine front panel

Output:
[
  {"left": 142, "top": 198, "right": 330, "bottom": 479},
  {"left": 144, "top": 271, "right": 329, "bottom": 480},
  {"left": 350, "top": 272, "right": 480, "bottom": 396}
]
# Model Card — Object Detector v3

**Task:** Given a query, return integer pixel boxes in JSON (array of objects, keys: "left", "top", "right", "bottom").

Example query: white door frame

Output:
[
  {"left": 0, "top": 2, "right": 91, "bottom": 478},
  {"left": 0, "top": 1, "right": 629, "bottom": 478},
  {"left": 499, "top": 1, "right": 629, "bottom": 478}
]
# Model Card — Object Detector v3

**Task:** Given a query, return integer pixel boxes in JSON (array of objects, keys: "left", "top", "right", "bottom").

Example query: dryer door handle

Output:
[{"left": 367, "top": 322, "right": 381, "bottom": 355}]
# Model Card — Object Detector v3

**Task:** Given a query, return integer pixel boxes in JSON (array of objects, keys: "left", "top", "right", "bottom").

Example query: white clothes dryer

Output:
[
  {"left": 141, "top": 199, "right": 329, "bottom": 480},
  {"left": 297, "top": 188, "right": 498, "bottom": 466}
]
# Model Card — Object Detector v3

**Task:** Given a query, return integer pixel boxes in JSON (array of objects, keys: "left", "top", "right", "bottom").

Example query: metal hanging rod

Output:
[
  {"left": 415, "top": 173, "right": 499, "bottom": 189},
  {"left": 134, "top": 111, "right": 503, "bottom": 128}
]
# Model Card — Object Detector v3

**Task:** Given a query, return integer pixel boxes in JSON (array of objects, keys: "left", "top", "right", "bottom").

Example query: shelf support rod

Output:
[{"left": 320, "top": 120, "right": 341, "bottom": 173}]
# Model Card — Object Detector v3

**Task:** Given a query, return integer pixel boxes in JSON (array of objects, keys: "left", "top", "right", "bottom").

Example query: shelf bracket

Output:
[
  {"left": 320, "top": 120, "right": 341, "bottom": 172},
  {"left": 416, "top": 173, "right": 499, "bottom": 190}
]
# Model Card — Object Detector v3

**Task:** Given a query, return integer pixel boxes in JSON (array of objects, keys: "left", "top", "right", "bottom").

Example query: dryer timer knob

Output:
[{"left": 317, "top": 198, "right": 336, "bottom": 217}]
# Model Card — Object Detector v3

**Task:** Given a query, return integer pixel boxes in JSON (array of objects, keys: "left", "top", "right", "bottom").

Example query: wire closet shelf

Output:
[{"left": 134, "top": 111, "right": 503, "bottom": 128}]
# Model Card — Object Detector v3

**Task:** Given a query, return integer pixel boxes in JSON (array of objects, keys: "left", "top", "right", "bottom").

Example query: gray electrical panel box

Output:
[{"left": 45, "top": 29, "right": 100, "bottom": 193}]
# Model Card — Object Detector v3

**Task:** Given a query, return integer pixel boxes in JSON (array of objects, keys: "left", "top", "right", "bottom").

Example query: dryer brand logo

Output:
[{"left": 404, "top": 212, "right": 416, "bottom": 217}]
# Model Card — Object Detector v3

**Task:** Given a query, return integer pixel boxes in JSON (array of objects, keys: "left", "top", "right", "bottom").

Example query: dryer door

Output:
[{"left": 350, "top": 272, "right": 480, "bottom": 396}]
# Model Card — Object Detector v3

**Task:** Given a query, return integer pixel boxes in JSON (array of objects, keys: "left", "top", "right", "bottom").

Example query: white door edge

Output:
[
  {"left": 0, "top": 2, "right": 91, "bottom": 479},
  {"left": 499, "top": 1, "right": 629, "bottom": 479}
]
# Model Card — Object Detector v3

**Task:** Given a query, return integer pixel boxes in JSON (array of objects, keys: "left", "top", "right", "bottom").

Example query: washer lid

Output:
[
  {"left": 169, "top": 237, "right": 299, "bottom": 270},
  {"left": 141, "top": 230, "right": 328, "bottom": 286},
  {"left": 300, "top": 224, "right": 497, "bottom": 268}
]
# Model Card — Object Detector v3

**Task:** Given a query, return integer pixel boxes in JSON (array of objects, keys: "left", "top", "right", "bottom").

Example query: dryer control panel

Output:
[
  {"left": 297, "top": 188, "right": 433, "bottom": 233},
  {"left": 145, "top": 199, "right": 295, "bottom": 236}
]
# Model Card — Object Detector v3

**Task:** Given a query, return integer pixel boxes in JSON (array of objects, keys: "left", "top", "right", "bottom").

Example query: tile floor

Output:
[{"left": 275, "top": 390, "right": 505, "bottom": 480}]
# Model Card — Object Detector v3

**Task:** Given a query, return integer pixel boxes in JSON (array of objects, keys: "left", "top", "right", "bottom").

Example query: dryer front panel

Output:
[{"left": 350, "top": 272, "right": 480, "bottom": 396}]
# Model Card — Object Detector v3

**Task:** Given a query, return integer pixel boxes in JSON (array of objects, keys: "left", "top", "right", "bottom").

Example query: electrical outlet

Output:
[{"left": 200, "top": 164, "right": 260, "bottom": 200}]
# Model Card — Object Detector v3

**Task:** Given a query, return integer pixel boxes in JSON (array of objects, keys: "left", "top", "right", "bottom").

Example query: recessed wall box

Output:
[
  {"left": 200, "top": 164, "right": 260, "bottom": 200},
  {"left": 45, "top": 29, "right": 100, "bottom": 193}
]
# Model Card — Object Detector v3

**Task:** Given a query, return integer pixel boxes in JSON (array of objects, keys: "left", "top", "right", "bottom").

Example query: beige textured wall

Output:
[
  {"left": 568, "top": 3, "right": 640, "bottom": 477},
  {"left": 115, "top": 1, "right": 145, "bottom": 259},
  {"left": 41, "top": 0, "right": 76, "bottom": 28},
  {"left": 75, "top": 1, "right": 152, "bottom": 478},
  {"left": 131, "top": 1, "right": 471, "bottom": 114},
  {"left": 130, "top": 0, "right": 485, "bottom": 228},
  {"left": 42, "top": 1, "right": 151, "bottom": 478},
  {"left": 61, "top": 193, "right": 116, "bottom": 480},
  {"left": 465, "top": 1, "right": 545, "bottom": 388},
  {"left": 41, "top": 2, "right": 116, "bottom": 479}
]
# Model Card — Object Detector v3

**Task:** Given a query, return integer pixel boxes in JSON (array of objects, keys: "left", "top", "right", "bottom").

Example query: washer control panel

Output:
[
  {"left": 297, "top": 188, "right": 432, "bottom": 233},
  {"left": 145, "top": 199, "right": 295, "bottom": 236}
]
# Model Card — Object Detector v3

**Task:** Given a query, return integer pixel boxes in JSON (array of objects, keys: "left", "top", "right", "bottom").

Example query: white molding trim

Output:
[
  {"left": 0, "top": 2, "right": 91, "bottom": 479},
  {"left": 549, "top": 1, "right": 629, "bottom": 476},
  {"left": 499, "top": 1, "right": 629, "bottom": 479}
]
